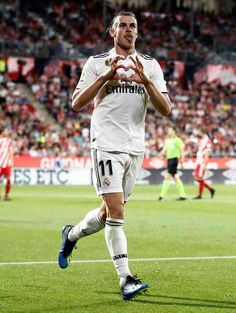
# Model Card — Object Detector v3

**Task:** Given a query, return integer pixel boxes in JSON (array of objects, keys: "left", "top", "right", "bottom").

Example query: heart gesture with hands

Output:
[
  {"left": 126, "top": 56, "right": 151, "bottom": 86},
  {"left": 103, "top": 56, "right": 127, "bottom": 81},
  {"left": 72, "top": 12, "right": 171, "bottom": 117},
  {"left": 103, "top": 56, "right": 151, "bottom": 86}
]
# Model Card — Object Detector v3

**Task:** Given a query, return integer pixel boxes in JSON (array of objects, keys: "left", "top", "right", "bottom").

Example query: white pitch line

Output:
[{"left": 0, "top": 256, "right": 236, "bottom": 266}]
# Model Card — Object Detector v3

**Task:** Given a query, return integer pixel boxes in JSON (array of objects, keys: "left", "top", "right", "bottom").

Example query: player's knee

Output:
[
  {"left": 108, "top": 203, "right": 124, "bottom": 219},
  {"left": 165, "top": 173, "right": 171, "bottom": 180},
  {"left": 99, "top": 209, "right": 107, "bottom": 222},
  {"left": 195, "top": 176, "right": 201, "bottom": 182},
  {"left": 106, "top": 201, "right": 124, "bottom": 219},
  {"left": 103, "top": 193, "right": 124, "bottom": 219}
]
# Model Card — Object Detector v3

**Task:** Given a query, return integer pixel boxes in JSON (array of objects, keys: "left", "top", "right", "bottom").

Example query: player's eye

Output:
[{"left": 119, "top": 23, "right": 126, "bottom": 28}]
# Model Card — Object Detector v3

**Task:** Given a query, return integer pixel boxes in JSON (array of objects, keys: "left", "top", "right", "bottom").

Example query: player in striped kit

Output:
[
  {"left": 193, "top": 130, "right": 215, "bottom": 199},
  {"left": 58, "top": 11, "right": 172, "bottom": 300},
  {"left": 0, "top": 124, "right": 14, "bottom": 201}
]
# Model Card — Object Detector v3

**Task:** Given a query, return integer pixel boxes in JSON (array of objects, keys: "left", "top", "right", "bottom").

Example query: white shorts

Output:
[{"left": 91, "top": 149, "right": 144, "bottom": 202}]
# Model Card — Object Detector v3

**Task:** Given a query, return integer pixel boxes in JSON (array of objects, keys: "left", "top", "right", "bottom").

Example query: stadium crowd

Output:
[
  {"left": 21, "top": 0, "right": 233, "bottom": 78},
  {"left": 1, "top": 1, "right": 235, "bottom": 62},
  {"left": 0, "top": 81, "right": 59, "bottom": 156},
  {"left": 1, "top": 72, "right": 235, "bottom": 158},
  {"left": 0, "top": 1, "right": 59, "bottom": 58},
  {"left": 0, "top": 0, "right": 235, "bottom": 158},
  {"left": 145, "top": 81, "right": 236, "bottom": 157}
]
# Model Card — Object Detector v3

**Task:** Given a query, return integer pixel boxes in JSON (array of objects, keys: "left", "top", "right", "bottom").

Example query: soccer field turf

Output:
[{"left": 0, "top": 185, "right": 235, "bottom": 313}]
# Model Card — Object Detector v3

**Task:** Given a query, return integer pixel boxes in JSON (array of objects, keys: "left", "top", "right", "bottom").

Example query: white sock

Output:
[
  {"left": 105, "top": 217, "right": 131, "bottom": 286},
  {"left": 68, "top": 208, "right": 105, "bottom": 241}
]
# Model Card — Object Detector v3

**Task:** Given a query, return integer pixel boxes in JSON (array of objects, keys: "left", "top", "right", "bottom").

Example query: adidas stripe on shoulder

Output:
[
  {"left": 138, "top": 53, "right": 153, "bottom": 60},
  {"left": 93, "top": 52, "right": 110, "bottom": 59}
]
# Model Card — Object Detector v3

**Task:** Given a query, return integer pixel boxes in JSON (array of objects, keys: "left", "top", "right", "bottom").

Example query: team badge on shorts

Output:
[{"left": 103, "top": 177, "right": 110, "bottom": 186}]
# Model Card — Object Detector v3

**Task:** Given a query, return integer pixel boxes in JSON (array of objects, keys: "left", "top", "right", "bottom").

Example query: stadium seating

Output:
[{"left": 0, "top": 1, "right": 235, "bottom": 157}]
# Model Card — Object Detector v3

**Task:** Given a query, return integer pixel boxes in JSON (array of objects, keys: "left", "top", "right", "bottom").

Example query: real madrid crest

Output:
[
  {"left": 103, "top": 177, "right": 110, "bottom": 186},
  {"left": 105, "top": 58, "right": 113, "bottom": 66}
]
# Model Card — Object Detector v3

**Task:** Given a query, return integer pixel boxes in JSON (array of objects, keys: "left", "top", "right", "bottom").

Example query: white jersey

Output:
[
  {"left": 0, "top": 137, "right": 12, "bottom": 168},
  {"left": 196, "top": 136, "right": 212, "bottom": 165},
  {"left": 76, "top": 48, "right": 167, "bottom": 155}
]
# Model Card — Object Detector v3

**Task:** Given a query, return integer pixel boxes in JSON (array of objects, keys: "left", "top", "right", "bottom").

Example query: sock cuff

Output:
[{"left": 106, "top": 217, "right": 124, "bottom": 227}]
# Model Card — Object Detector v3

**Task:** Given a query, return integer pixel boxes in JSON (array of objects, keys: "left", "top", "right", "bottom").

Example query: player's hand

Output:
[
  {"left": 122, "top": 56, "right": 151, "bottom": 86},
  {"left": 102, "top": 56, "right": 128, "bottom": 81}
]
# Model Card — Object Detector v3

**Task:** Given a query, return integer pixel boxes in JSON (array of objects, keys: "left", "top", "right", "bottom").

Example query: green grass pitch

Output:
[{"left": 0, "top": 184, "right": 236, "bottom": 313}]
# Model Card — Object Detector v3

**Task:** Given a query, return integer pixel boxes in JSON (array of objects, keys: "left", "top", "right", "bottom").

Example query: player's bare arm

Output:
[
  {"left": 72, "top": 56, "right": 129, "bottom": 112},
  {"left": 125, "top": 56, "right": 172, "bottom": 117},
  {"left": 180, "top": 144, "right": 185, "bottom": 164}
]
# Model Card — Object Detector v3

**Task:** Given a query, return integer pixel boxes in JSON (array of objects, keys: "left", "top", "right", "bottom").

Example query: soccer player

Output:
[
  {"left": 58, "top": 11, "right": 172, "bottom": 300},
  {"left": 193, "top": 129, "right": 215, "bottom": 199},
  {"left": 0, "top": 124, "right": 14, "bottom": 201},
  {"left": 158, "top": 126, "right": 186, "bottom": 201}
]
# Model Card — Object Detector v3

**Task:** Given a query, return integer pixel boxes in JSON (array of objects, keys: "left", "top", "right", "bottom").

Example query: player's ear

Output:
[{"left": 109, "top": 26, "right": 115, "bottom": 38}]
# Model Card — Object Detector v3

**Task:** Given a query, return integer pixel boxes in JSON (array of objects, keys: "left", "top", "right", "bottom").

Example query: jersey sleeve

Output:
[
  {"left": 75, "top": 57, "right": 97, "bottom": 91},
  {"left": 205, "top": 141, "right": 212, "bottom": 153},
  {"left": 162, "top": 140, "right": 167, "bottom": 152},
  {"left": 178, "top": 138, "right": 184, "bottom": 149},
  {"left": 150, "top": 59, "right": 168, "bottom": 93}
]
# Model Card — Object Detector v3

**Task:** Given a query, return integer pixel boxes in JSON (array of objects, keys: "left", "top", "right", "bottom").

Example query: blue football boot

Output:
[
  {"left": 121, "top": 275, "right": 150, "bottom": 300},
  {"left": 58, "top": 225, "right": 76, "bottom": 269}
]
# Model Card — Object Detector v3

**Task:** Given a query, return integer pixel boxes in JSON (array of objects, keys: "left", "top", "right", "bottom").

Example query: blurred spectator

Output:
[
  {"left": 29, "top": 61, "right": 236, "bottom": 157},
  {"left": 0, "top": 1, "right": 235, "bottom": 157}
]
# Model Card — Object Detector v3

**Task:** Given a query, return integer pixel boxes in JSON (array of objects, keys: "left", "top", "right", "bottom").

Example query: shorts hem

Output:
[{"left": 97, "top": 189, "right": 123, "bottom": 196}]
